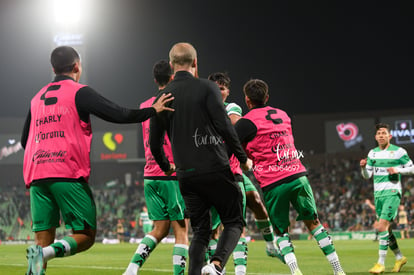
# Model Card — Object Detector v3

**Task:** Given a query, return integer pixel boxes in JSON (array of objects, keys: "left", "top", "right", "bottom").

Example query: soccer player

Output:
[
  {"left": 124, "top": 60, "right": 189, "bottom": 275},
  {"left": 397, "top": 205, "right": 409, "bottom": 240},
  {"left": 360, "top": 123, "right": 414, "bottom": 273},
  {"left": 149, "top": 42, "right": 252, "bottom": 275},
  {"left": 234, "top": 79, "right": 346, "bottom": 275},
  {"left": 21, "top": 46, "right": 173, "bottom": 275},
  {"left": 116, "top": 219, "right": 125, "bottom": 243},
  {"left": 205, "top": 72, "right": 282, "bottom": 275},
  {"left": 138, "top": 205, "right": 153, "bottom": 236}
]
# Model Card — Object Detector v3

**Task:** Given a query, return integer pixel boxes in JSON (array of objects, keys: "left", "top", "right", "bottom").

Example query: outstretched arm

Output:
[{"left": 75, "top": 87, "right": 174, "bottom": 123}]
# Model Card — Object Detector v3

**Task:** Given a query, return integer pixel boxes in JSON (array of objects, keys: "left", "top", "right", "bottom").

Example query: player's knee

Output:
[
  {"left": 192, "top": 226, "right": 211, "bottom": 244},
  {"left": 222, "top": 221, "right": 243, "bottom": 233}
]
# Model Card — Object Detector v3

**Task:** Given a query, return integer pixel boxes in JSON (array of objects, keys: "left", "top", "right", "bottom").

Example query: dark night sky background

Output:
[{"left": 0, "top": 1, "right": 413, "bottom": 120}]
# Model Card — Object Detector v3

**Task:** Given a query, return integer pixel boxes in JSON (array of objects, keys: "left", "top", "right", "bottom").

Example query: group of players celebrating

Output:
[{"left": 22, "top": 43, "right": 412, "bottom": 275}]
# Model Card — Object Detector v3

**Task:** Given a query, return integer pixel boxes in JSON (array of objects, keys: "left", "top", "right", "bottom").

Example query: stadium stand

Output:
[{"left": 0, "top": 151, "right": 413, "bottom": 242}]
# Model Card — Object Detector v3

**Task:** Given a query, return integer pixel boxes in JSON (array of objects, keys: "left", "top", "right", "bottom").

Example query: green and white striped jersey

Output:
[
  {"left": 224, "top": 102, "right": 242, "bottom": 117},
  {"left": 139, "top": 211, "right": 152, "bottom": 225},
  {"left": 362, "top": 144, "right": 413, "bottom": 197}
]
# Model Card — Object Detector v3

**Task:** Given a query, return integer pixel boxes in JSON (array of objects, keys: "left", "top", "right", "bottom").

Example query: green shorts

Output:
[
  {"left": 211, "top": 179, "right": 246, "bottom": 230},
  {"left": 242, "top": 173, "right": 258, "bottom": 192},
  {"left": 30, "top": 181, "right": 97, "bottom": 232},
  {"left": 144, "top": 179, "right": 186, "bottom": 221},
  {"left": 375, "top": 194, "right": 400, "bottom": 222},
  {"left": 263, "top": 176, "right": 317, "bottom": 233}
]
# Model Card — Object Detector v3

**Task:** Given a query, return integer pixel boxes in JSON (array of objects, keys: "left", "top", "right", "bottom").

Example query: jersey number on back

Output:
[
  {"left": 40, "top": 85, "right": 60, "bottom": 106},
  {"left": 265, "top": 110, "right": 282, "bottom": 125}
]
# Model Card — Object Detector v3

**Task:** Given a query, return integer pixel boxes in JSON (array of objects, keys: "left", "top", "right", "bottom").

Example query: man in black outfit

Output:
[{"left": 149, "top": 42, "right": 252, "bottom": 275}]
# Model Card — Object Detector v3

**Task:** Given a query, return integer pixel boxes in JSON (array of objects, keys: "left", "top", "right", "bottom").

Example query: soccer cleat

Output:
[
  {"left": 201, "top": 263, "right": 224, "bottom": 275},
  {"left": 369, "top": 263, "right": 385, "bottom": 274},
  {"left": 391, "top": 256, "right": 407, "bottom": 272},
  {"left": 266, "top": 246, "right": 286, "bottom": 264},
  {"left": 26, "top": 245, "right": 43, "bottom": 275}
]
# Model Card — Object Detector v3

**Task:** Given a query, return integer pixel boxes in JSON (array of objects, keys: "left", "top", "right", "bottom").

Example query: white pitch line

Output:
[{"left": 0, "top": 263, "right": 289, "bottom": 275}]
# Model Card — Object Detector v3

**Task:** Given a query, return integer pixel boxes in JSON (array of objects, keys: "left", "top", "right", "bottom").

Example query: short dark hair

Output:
[
  {"left": 243, "top": 79, "right": 269, "bottom": 106},
  {"left": 50, "top": 46, "right": 80, "bottom": 74},
  {"left": 375, "top": 123, "right": 390, "bottom": 132},
  {"left": 153, "top": 60, "right": 172, "bottom": 87},
  {"left": 208, "top": 72, "right": 231, "bottom": 88}
]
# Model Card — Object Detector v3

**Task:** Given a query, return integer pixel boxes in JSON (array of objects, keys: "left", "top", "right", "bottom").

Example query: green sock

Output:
[
  {"left": 255, "top": 219, "right": 274, "bottom": 242},
  {"left": 233, "top": 237, "right": 248, "bottom": 274},
  {"left": 311, "top": 225, "right": 335, "bottom": 256},
  {"left": 276, "top": 233, "right": 298, "bottom": 272},
  {"left": 276, "top": 233, "right": 294, "bottom": 256},
  {"left": 173, "top": 244, "right": 188, "bottom": 275},
  {"left": 51, "top": 236, "right": 78, "bottom": 257},
  {"left": 206, "top": 239, "right": 218, "bottom": 263},
  {"left": 130, "top": 235, "right": 157, "bottom": 267}
]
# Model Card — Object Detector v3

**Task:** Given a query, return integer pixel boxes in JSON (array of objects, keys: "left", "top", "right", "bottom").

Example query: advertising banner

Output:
[
  {"left": 325, "top": 119, "right": 376, "bottom": 153},
  {"left": 380, "top": 115, "right": 414, "bottom": 147},
  {"left": 91, "top": 130, "right": 138, "bottom": 162}
]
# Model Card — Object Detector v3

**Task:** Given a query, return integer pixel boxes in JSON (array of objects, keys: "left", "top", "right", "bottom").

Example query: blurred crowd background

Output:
[{"left": 1, "top": 151, "right": 413, "bottom": 242}]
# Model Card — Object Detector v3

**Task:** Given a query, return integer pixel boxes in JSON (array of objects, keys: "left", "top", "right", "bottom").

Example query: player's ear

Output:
[
  {"left": 264, "top": 95, "right": 269, "bottom": 104},
  {"left": 245, "top": 96, "right": 252, "bottom": 109},
  {"left": 73, "top": 62, "right": 80, "bottom": 73}
]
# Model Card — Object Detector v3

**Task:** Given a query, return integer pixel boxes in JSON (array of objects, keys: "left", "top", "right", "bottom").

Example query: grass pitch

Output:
[{"left": 0, "top": 239, "right": 413, "bottom": 274}]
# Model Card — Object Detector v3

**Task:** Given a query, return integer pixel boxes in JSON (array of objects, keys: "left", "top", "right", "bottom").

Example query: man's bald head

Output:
[{"left": 169, "top": 42, "right": 197, "bottom": 66}]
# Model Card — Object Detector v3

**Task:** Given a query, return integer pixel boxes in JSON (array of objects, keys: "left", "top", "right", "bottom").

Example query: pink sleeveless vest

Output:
[
  {"left": 23, "top": 79, "right": 91, "bottom": 187},
  {"left": 229, "top": 154, "right": 243, "bottom": 176},
  {"left": 140, "top": 97, "right": 175, "bottom": 177},
  {"left": 243, "top": 106, "right": 306, "bottom": 189}
]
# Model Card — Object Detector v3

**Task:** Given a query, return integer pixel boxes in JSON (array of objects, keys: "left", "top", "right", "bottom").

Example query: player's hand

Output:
[
  {"left": 360, "top": 158, "right": 367, "bottom": 168},
  {"left": 387, "top": 167, "right": 399, "bottom": 175},
  {"left": 240, "top": 158, "right": 253, "bottom": 171},
  {"left": 152, "top": 93, "right": 175, "bottom": 113},
  {"left": 164, "top": 163, "right": 176, "bottom": 176}
]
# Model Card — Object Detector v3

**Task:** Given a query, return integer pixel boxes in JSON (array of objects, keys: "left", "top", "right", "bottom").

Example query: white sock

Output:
[
  {"left": 285, "top": 252, "right": 299, "bottom": 273},
  {"left": 125, "top": 263, "right": 139, "bottom": 275},
  {"left": 378, "top": 250, "right": 387, "bottom": 265},
  {"left": 42, "top": 246, "right": 55, "bottom": 262},
  {"left": 235, "top": 265, "right": 246, "bottom": 275}
]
